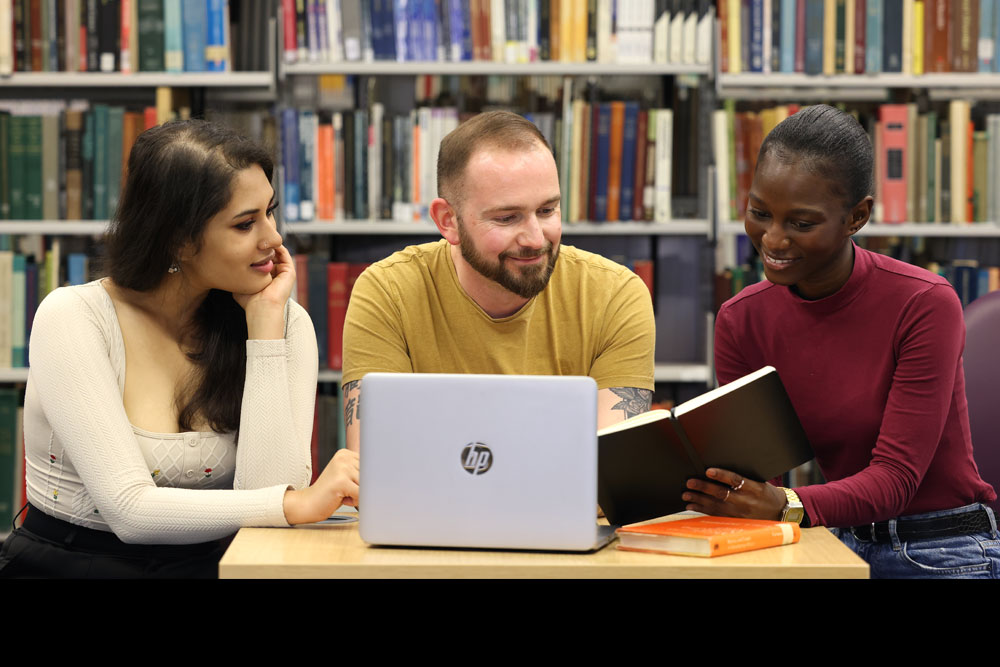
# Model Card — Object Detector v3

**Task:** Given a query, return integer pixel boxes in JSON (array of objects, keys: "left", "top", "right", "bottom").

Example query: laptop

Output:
[{"left": 359, "top": 373, "right": 614, "bottom": 551}]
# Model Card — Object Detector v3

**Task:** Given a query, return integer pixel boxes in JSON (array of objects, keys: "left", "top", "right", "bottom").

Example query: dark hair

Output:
[
  {"left": 106, "top": 119, "right": 275, "bottom": 433},
  {"left": 437, "top": 110, "right": 551, "bottom": 204},
  {"left": 757, "top": 104, "right": 873, "bottom": 209}
]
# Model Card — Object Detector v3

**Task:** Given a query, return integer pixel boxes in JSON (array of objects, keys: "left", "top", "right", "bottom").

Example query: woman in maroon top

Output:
[{"left": 686, "top": 105, "right": 998, "bottom": 578}]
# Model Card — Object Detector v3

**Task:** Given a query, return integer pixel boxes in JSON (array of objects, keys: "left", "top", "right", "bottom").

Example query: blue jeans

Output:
[{"left": 832, "top": 503, "right": 1000, "bottom": 579}]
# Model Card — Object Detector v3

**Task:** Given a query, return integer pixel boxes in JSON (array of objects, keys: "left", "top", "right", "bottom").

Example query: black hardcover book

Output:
[
  {"left": 882, "top": 0, "right": 903, "bottom": 72},
  {"left": 597, "top": 366, "right": 814, "bottom": 526},
  {"left": 97, "top": 0, "right": 119, "bottom": 72}
]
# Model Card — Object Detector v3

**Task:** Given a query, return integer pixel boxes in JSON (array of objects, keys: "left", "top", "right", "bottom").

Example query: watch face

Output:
[{"left": 783, "top": 506, "right": 805, "bottom": 524}]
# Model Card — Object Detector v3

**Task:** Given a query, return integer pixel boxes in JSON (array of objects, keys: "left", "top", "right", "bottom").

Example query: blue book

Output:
[
  {"left": 205, "top": 0, "right": 226, "bottom": 70},
  {"left": 780, "top": 0, "right": 796, "bottom": 72},
  {"left": 12, "top": 254, "right": 25, "bottom": 367},
  {"left": 448, "top": 0, "right": 464, "bottom": 61},
  {"left": 299, "top": 110, "right": 316, "bottom": 221},
  {"left": 804, "top": 0, "right": 823, "bottom": 74},
  {"left": 952, "top": 264, "right": 979, "bottom": 307},
  {"left": 749, "top": 0, "right": 764, "bottom": 72},
  {"left": 594, "top": 104, "right": 612, "bottom": 222},
  {"left": 619, "top": 102, "right": 640, "bottom": 221},
  {"left": 866, "top": 0, "right": 882, "bottom": 73},
  {"left": 164, "top": 0, "right": 184, "bottom": 72},
  {"left": 370, "top": 0, "right": 387, "bottom": 60},
  {"left": 282, "top": 109, "right": 301, "bottom": 222},
  {"left": 422, "top": 0, "right": 437, "bottom": 61},
  {"left": 381, "top": 0, "right": 398, "bottom": 61},
  {"left": 392, "top": 0, "right": 409, "bottom": 61},
  {"left": 406, "top": 0, "right": 421, "bottom": 61},
  {"left": 181, "top": 0, "right": 207, "bottom": 71},
  {"left": 980, "top": 0, "right": 996, "bottom": 72},
  {"left": 67, "top": 253, "right": 89, "bottom": 286},
  {"left": 24, "top": 260, "right": 37, "bottom": 364},
  {"left": 978, "top": 268, "right": 992, "bottom": 298},
  {"left": 882, "top": 0, "right": 902, "bottom": 72},
  {"left": 460, "top": 0, "right": 472, "bottom": 60}
]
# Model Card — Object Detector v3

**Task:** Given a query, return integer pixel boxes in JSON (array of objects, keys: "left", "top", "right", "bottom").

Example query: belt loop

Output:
[
  {"left": 888, "top": 518, "right": 902, "bottom": 551},
  {"left": 984, "top": 504, "right": 998, "bottom": 539}
]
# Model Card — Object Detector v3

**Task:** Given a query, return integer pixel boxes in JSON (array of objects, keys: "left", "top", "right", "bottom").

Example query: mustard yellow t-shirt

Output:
[{"left": 342, "top": 240, "right": 655, "bottom": 391}]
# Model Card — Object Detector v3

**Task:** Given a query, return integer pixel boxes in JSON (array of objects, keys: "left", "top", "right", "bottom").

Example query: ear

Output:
[
  {"left": 176, "top": 240, "right": 197, "bottom": 264},
  {"left": 846, "top": 195, "right": 873, "bottom": 236},
  {"left": 430, "top": 197, "right": 460, "bottom": 246}
]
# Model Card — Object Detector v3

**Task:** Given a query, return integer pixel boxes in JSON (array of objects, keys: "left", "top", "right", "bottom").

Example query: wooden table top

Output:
[{"left": 218, "top": 519, "right": 870, "bottom": 579}]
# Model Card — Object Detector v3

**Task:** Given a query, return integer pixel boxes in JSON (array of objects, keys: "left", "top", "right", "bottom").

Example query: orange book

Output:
[
  {"left": 606, "top": 101, "right": 625, "bottom": 222},
  {"left": 121, "top": 111, "right": 144, "bottom": 181},
  {"left": 616, "top": 516, "right": 802, "bottom": 558},
  {"left": 317, "top": 122, "right": 334, "bottom": 220}
]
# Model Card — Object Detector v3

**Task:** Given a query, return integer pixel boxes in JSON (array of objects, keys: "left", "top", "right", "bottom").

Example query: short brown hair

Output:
[{"left": 437, "top": 110, "right": 552, "bottom": 205}]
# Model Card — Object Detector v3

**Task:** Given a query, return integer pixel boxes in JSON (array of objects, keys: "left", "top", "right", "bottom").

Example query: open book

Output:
[{"left": 597, "top": 366, "right": 813, "bottom": 526}]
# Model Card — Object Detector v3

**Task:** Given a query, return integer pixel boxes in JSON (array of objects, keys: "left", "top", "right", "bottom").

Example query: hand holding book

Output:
[{"left": 683, "top": 467, "right": 788, "bottom": 522}]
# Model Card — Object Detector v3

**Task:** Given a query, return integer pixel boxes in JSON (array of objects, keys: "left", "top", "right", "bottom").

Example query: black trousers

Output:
[{"left": 0, "top": 505, "right": 234, "bottom": 579}]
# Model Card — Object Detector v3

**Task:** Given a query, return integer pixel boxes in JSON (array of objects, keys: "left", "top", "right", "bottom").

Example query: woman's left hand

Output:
[
  {"left": 683, "top": 467, "right": 788, "bottom": 521},
  {"left": 233, "top": 244, "right": 296, "bottom": 340}
]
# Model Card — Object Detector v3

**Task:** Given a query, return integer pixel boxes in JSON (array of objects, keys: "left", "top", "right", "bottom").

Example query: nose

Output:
[
  {"left": 259, "top": 216, "right": 282, "bottom": 250},
  {"left": 761, "top": 220, "right": 790, "bottom": 251},
  {"left": 518, "top": 213, "right": 546, "bottom": 250}
]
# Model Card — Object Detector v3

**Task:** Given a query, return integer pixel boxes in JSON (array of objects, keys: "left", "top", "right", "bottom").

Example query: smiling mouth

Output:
[
  {"left": 761, "top": 250, "right": 799, "bottom": 267},
  {"left": 251, "top": 252, "right": 275, "bottom": 267}
]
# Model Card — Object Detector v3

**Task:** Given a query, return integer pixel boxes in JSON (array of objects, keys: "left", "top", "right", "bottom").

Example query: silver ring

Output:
[
  {"left": 723, "top": 489, "right": 731, "bottom": 503},
  {"left": 731, "top": 479, "right": 745, "bottom": 493}
]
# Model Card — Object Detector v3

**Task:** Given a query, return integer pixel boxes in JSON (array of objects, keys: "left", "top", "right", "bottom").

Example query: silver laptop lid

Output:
[{"left": 359, "top": 373, "right": 599, "bottom": 551}]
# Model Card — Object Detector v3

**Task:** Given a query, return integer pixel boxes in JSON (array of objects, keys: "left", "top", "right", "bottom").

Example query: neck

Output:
[
  {"left": 109, "top": 274, "right": 211, "bottom": 341},
  {"left": 449, "top": 244, "right": 529, "bottom": 318}
]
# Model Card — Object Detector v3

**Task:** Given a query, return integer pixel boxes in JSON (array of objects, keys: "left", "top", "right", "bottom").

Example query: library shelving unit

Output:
[{"left": 280, "top": 52, "right": 719, "bottom": 386}]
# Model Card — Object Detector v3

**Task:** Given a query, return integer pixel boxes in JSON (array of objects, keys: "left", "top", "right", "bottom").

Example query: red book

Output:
[
  {"left": 718, "top": 0, "right": 729, "bottom": 72},
  {"left": 794, "top": 0, "right": 806, "bottom": 71},
  {"left": 282, "top": 0, "right": 297, "bottom": 63},
  {"left": 327, "top": 262, "right": 349, "bottom": 370},
  {"left": 632, "top": 259, "right": 654, "bottom": 299},
  {"left": 143, "top": 105, "right": 157, "bottom": 130},
  {"left": 606, "top": 101, "right": 625, "bottom": 222},
  {"left": 632, "top": 110, "right": 649, "bottom": 222},
  {"left": 853, "top": 0, "right": 865, "bottom": 73},
  {"left": 879, "top": 104, "right": 908, "bottom": 223}
]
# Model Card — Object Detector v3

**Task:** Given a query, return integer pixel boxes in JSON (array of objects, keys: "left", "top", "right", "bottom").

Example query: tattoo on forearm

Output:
[
  {"left": 610, "top": 387, "right": 652, "bottom": 419},
  {"left": 343, "top": 380, "right": 361, "bottom": 427}
]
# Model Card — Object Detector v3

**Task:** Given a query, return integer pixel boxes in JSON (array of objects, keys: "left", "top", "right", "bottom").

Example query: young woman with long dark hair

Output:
[{"left": 0, "top": 119, "right": 358, "bottom": 578}]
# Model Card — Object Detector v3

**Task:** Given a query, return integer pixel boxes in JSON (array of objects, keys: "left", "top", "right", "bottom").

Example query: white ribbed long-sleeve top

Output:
[{"left": 23, "top": 281, "right": 318, "bottom": 544}]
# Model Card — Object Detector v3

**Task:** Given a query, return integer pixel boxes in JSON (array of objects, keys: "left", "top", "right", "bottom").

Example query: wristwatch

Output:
[{"left": 778, "top": 487, "right": 805, "bottom": 524}]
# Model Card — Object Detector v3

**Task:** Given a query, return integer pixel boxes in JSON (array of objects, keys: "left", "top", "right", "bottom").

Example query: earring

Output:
[{"left": 168, "top": 263, "right": 180, "bottom": 274}]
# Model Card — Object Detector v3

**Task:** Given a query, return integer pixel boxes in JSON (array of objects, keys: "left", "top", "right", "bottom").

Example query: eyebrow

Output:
[
  {"left": 230, "top": 191, "right": 277, "bottom": 220},
  {"left": 480, "top": 195, "right": 561, "bottom": 216},
  {"left": 747, "top": 193, "right": 825, "bottom": 217}
]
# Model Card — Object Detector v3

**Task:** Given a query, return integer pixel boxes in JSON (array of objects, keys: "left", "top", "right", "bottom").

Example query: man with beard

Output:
[{"left": 340, "top": 111, "right": 655, "bottom": 450}]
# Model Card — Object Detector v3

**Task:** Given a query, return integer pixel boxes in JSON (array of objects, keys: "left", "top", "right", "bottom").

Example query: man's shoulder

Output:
[
  {"left": 361, "top": 239, "right": 450, "bottom": 287},
  {"left": 556, "top": 245, "right": 636, "bottom": 282}
]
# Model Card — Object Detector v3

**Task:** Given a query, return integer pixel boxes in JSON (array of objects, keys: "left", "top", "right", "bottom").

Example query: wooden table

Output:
[{"left": 218, "top": 520, "right": 870, "bottom": 579}]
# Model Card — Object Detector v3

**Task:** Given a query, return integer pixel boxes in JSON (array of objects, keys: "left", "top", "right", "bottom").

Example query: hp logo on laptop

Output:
[{"left": 461, "top": 443, "right": 493, "bottom": 475}]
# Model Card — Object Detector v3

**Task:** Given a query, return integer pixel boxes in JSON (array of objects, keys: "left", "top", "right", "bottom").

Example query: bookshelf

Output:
[{"left": 1, "top": 71, "right": 275, "bottom": 87}]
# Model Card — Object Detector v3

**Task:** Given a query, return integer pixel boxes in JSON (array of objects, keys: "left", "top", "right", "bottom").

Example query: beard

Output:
[{"left": 457, "top": 219, "right": 560, "bottom": 300}]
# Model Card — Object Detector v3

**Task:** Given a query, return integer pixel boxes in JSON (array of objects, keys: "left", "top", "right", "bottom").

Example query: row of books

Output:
[
  {"left": 721, "top": 0, "right": 1000, "bottom": 75},
  {"left": 291, "top": 255, "right": 369, "bottom": 371},
  {"left": 0, "top": 391, "right": 23, "bottom": 538},
  {"left": 711, "top": 100, "right": 1000, "bottom": 226},
  {"left": 0, "top": 238, "right": 84, "bottom": 370},
  {"left": 279, "top": 99, "right": 676, "bottom": 224},
  {"left": 0, "top": 0, "right": 266, "bottom": 75},
  {"left": 0, "top": 100, "right": 163, "bottom": 221},
  {"left": 281, "top": 0, "right": 714, "bottom": 66}
]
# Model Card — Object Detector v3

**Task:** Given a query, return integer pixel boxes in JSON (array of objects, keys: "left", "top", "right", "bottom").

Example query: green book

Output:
[
  {"left": 107, "top": 106, "right": 124, "bottom": 217},
  {"left": 82, "top": 109, "right": 95, "bottom": 220},
  {"left": 0, "top": 387, "right": 18, "bottom": 539},
  {"left": 8, "top": 116, "right": 25, "bottom": 220},
  {"left": 0, "top": 112, "right": 10, "bottom": 220},
  {"left": 93, "top": 104, "right": 108, "bottom": 220},
  {"left": 23, "top": 115, "right": 43, "bottom": 220},
  {"left": 138, "top": 0, "right": 165, "bottom": 71}
]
